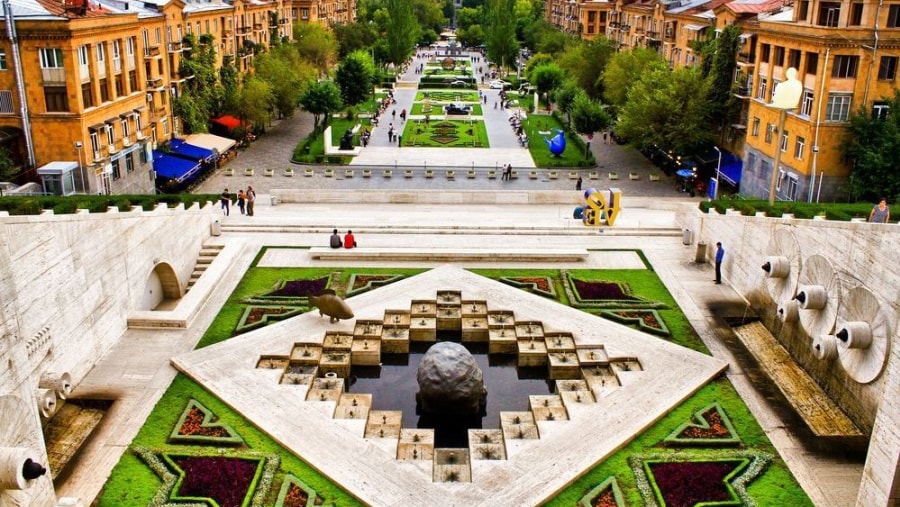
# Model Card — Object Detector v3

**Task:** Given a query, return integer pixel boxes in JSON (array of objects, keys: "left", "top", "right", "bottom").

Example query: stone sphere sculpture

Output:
[{"left": 416, "top": 342, "right": 487, "bottom": 417}]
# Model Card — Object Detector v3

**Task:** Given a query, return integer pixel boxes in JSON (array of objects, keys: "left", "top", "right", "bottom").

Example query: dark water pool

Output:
[{"left": 346, "top": 332, "right": 554, "bottom": 448}]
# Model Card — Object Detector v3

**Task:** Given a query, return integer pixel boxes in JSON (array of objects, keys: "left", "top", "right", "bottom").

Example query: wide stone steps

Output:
[
  {"left": 187, "top": 245, "right": 224, "bottom": 290},
  {"left": 220, "top": 224, "right": 682, "bottom": 237}
]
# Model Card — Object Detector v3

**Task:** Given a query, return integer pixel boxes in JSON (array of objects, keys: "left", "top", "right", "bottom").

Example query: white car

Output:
[{"left": 489, "top": 80, "right": 511, "bottom": 89}]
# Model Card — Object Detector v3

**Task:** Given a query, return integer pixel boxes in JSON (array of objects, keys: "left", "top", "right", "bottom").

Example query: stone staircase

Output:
[
  {"left": 187, "top": 244, "right": 224, "bottom": 291},
  {"left": 220, "top": 223, "right": 682, "bottom": 237}
]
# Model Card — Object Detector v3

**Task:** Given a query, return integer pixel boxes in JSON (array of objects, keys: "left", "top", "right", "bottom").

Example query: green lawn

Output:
[
  {"left": 523, "top": 113, "right": 595, "bottom": 167},
  {"left": 401, "top": 119, "right": 489, "bottom": 148},
  {"left": 97, "top": 263, "right": 811, "bottom": 507},
  {"left": 291, "top": 117, "right": 371, "bottom": 164}
]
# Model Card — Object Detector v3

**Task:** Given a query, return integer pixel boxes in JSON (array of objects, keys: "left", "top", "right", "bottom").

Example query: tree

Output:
[
  {"left": 457, "top": 25, "right": 484, "bottom": 48},
  {"left": 234, "top": 76, "right": 274, "bottom": 129},
  {"left": 331, "top": 21, "right": 378, "bottom": 59},
  {"left": 456, "top": 7, "right": 482, "bottom": 30},
  {"left": 335, "top": 50, "right": 376, "bottom": 106},
  {"left": 412, "top": 0, "right": 446, "bottom": 34},
  {"left": 558, "top": 38, "right": 614, "bottom": 99},
  {"left": 294, "top": 23, "right": 338, "bottom": 77},
  {"left": 531, "top": 63, "right": 565, "bottom": 107},
  {"left": 0, "top": 147, "right": 16, "bottom": 182},
  {"left": 254, "top": 45, "right": 316, "bottom": 118},
  {"left": 553, "top": 80, "right": 581, "bottom": 127},
  {"left": 842, "top": 90, "right": 900, "bottom": 201},
  {"left": 570, "top": 91, "right": 611, "bottom": 153},
  {"left": 602, "top": 48, "right": 665, "bottom": 108},
  {"left": 483, "top": 0, "right": 518, "bottom": 73},
  {"left": 616, "top": 66, "right": 713, "bottom": 155},
  {"left": 524, "top": 52, "right": 553, "bottom": 80},
  {"left": 384, "top": 0, "right": 419, "bottom": 66},
  {"left": 702, "top": 24, "right": 742, "bottom": 132},
  {"left": 299, "top": 80, "right": 344, "bottom": 131}
]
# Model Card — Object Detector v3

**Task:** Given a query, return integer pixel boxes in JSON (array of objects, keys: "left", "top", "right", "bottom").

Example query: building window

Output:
[
  {"left": 78, "top": 45, "right": 89, "bottom": 67},
  {"left": 806, "top": 52, "right": 818, "bottom": 74},
  {"left": 162, "top": 117, "right": 169, "bottom": 136},
  {"left": 0, "top": 50, "right": 7, "bottom": 71},
  {"left": 39, "top": 48, "right": 64, "bottom": 68},
  {"left": 301, "top": 8, "right": 309, "bottom": 19},
  {"left": 43, "top": 86, "right": 68, "bottom": 112},
  {"left": 751, "top": 117, "right": 760, "bottom": 136},
  {"left": 888, "top": 4, "right": 900, "bottom": 27},
  {"left": 878, "top": 56, "right": 898, "bottom": 80},
  {"left": 780, "top": 130, "right": 789, "bottom": 152},
  {"left": 760, "top": 44, "right": 770, "bottom": 61},
  {"left": 90, "top": 131, "right": 100, "bottom": 159},
  {"left": 872, "top": 101, "right": 890, "bottom": 119},
  {"left": 113, "top": 40, "right": 120, "bottom": 61},
  {"left": 850, "top": 3, "right": 864, "bottom": 25},
  {"left": 795, "top": 136, "right": 805, "bottom": 159},
  {"left": 115, "top": 75, "right": 124, "bottom": 96},
  {"left": 112, "top": 158, "right": 121, "bottom": 181},
  {"left": 800, "top": 89, "right": 814, "bottom": 116},
  {"left": 99, "top": 78, "right": 109, "bottom": 102},
  {"left": 121, "top": 118, "right": 130, "bottom": 141},
  {"left": 765, "top": 123, "right": 774, "bottom": 143},
  {"left": 788, "top": 49, "right": 801, "bottom": 70},
  {"left": 826, "top": 93, "right": 852, "bottom": 121},
  {"left": 756, "top": 76, "right": 768, "bottom": 100},
  {"left": 832, "top": 55, "right": 859, "bottom": 78},
  {"left": 126, "top": 153, "right": 135, "bottom": 173},
  {"left": 786, "top": 175, "right": 800, "bottom": 200},
  {"left": 81, "top": 82, "right": 94, "bottom": 108},
  {"left": 818, "top": 2, "right": 841, "bottom": 26},
  {"left": 135, "top": 113, "right": 143, "bottom": 135},
  {"left": 774, "top": 46, "right": 785, "bottom": 66},
  {"left": 96, "top": 42, "right": 106, "bottom": 64},
  {"left": 129, "top": 70, "right": 138, "bottom": 91},
  {"left": 0, "top": 90, "right": 13, "bottom": 113},
  {"left": 106, "top": 124, "right": 115, "bottom": 146},
  {"left": 127, "top": 37, "right": 135, "bottom": 56},
  {"left": 797, "top": 0, "right": 809, "bottom": 20}
]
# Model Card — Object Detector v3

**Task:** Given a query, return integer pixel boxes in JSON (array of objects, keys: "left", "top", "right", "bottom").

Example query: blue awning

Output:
[
  {"left": 719, "top": 161, "right": 743, "bottom": 186},
  {"left": 153, "top": 151, "right": 201, "bottom": 183},
  {"left": 169, "top": 138, "right": 216, "bottom": 163}
]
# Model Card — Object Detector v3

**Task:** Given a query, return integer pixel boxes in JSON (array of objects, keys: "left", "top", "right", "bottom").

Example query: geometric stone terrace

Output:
[{"left": 171, "top": 265, "right": 727, "bottom": 506}]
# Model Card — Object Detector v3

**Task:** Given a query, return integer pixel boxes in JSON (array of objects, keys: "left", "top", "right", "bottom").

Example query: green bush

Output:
[
  {"left": 0, "top": 194, "right": 218, "bottom": 215},
  {"left": 701, "top": 199, "right": 881, "bottom": 222}
]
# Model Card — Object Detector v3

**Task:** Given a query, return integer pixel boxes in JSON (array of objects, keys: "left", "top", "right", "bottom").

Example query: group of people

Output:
[
  {"left": 220, "top": 186, "right": 256, "bottom": 216},
  {"left": 500, "top": 164, "right": 513, "bottom": 181},
  {"left": 329, "top": 229, "right": 357, "bottom": 249},
  {"left": 508, "top": 113, "right": 528, "bottom": 147}
]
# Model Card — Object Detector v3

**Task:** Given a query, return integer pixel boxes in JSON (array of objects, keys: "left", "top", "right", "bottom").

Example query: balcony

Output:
[
  {"left": 664, "top": 30, "right": 675, "bottom": 40},
  {"left": 223, "top": 28, "right": 233, "bottom": 38},
  {"left": 254, "top": 22, "right": 263, "bottom": 30},
  {"left": 146, "top": 77, "right": 163, "bottom": 89},
  {"left": 733, "top": 87, "right": 751, "bottom": 98},
  {"left": 41, "top": 68, "right": 66, "bottom": 84},
  {"left": 168, "top": 41, "right": 184, "bottom": 53},
  {"left": 238, "top": 26, "right": 251, "bottom": 34},
  {"left": 144, "top": 46, "right": 161, "bottom": 58}
]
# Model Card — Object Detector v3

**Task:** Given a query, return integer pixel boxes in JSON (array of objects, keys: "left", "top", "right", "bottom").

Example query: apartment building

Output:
[
  {"left": 546, "top": 0, "right": 613, "bottom": 40},
  {"left": 0, "top": 0, "right": 295, "bottom": 195},
  {"left": 291, "top": 0, "right": 354, "bottom": 25}
]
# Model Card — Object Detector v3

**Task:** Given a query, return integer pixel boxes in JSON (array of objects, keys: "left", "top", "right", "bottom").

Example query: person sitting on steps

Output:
[
  {"left": 330, "top": 229, "right": 343, "bottom": 248},
  {"left": 344, "top": 230, "right": 357, "bottom": 249}
]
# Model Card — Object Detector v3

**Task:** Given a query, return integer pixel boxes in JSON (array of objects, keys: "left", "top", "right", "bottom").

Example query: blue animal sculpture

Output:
[{"left": 544, "top": 129, "right": 566, "bottom": 156}]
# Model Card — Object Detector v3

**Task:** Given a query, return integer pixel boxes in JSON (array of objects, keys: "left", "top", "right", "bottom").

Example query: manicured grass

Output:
[
  {"left": 415, "top": 90, "right": 480, "bottom": 102},
  {"left": 522, "top": 113, "right": 595, "bottom": 168},
  {"left": 401, "top": 119, "right": 489, "bottom": 148},
  {"left": 291, "top": 117, "right": 371, "bottom": 165},
  {"left": 410, "top": 102, "right": 483, "bottom": 116}
]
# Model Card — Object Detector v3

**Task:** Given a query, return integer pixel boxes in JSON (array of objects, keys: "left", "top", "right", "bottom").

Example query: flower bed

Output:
[
  {"left": 563, "top": 272, "right": 665, "bottom": 310},
  {"left": 599, "top": 309, "right": 669, "bottom": 336},
  {"left": 275, "top": 475, "right": 318, "bottom": 507},
  {"left": 169, "top": 399, "right": 244, "bottom": 446},
  {"left": 235, "top": 305, "right": 305, "bottom": 333},
  {"left": 664, "top": 403, "right": 741, "bottom": 447},
  {"left": 500, "top": 276, "right": 557, "bottom": 298},
  {"left": 346, "top": 273, "right": 405, "bottom": 297},
  {"left": 578, "top": 476, "right": 625, "bottom": 507},
  {"left": 266, "top": 278, "right": 330, "bottom": 299}
]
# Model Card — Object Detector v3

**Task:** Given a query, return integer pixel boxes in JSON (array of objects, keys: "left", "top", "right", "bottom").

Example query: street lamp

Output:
[
  {"left": 767, "top": 67, "right": 803, "bottom": 206},
  {"left": 74, "top": 141, "right": 87, "bottom": 194},
  {"left": 713, "top": 146, "right": 722, "bottom": 201}
]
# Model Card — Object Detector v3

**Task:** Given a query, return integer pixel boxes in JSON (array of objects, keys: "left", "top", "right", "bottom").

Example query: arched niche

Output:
[{"left": 142, "top": 262, "right": 183, "bottom": 310}]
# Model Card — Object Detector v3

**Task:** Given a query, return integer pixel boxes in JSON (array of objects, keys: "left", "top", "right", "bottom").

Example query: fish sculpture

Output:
[
  {"left": 308, "top": 289, "right": 354, "bottom": 323},
  {"left": 543, "top": 129, "right": 566, "bottom": 156}
]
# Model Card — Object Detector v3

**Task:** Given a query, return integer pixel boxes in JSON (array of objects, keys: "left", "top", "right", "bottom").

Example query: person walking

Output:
[
  {"left": 330, "top": 229, "right": 343, "bottom": 248},
  {"left": 220, "top": 189, "right": 230, "bottom": 216},
  {"left": 575, "top": 176, "right": 583, "bottom": 191},
  {"left": 344, "top": 230, "right": 357, "bottom": 249},
  {"left": 714, "top": 242, "right": 724, "bottom": 284},
  {"left": 870, "top": 198, "right": 890, "bottom": 223},
  {"left": 237, "top": 189, "right": 246, "bottom": 215},
  {"left": 246, "top": 186, "right": 256, "bottom": 217}
]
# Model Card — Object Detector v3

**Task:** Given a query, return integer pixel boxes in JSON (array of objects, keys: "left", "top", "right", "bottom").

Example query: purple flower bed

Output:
[
  {"left": 572, "top": 279, "right": 638, "bottom": 301},
  {"left": 648, "top": 460, "right": 744, "bottom": 507},
  {"left": 268, "top": 278, "right": 329, "bottom": 297},
  {"left": 172, "top": 456, "right": 261, "bottom": 507}
]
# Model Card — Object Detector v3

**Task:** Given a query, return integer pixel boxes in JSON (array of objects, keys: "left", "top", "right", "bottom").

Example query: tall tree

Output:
[
  {"left": 842, "top": 90, "right": 900, "bottom": 201},
  {"left": 254, "top": 45, "right": 316, "bottom": 118},
  {"left": 331, "top": 21, "right": 378, "bottom": 59},
  {"left": 383, "top": 0, "right": 419, "bottom": 66},
  {"left": 553, "top": 80, "right": 581, "bottom": 127},
  {"left": 570, "top": 91, "right": 611, "bottom": 144},
  {"left": 531, "top": 63, "right": 565, "bottom": 107},
  {"left": 703, "top": 24, "right": 742, "bottom": 132},
  {"left": 234, "top": 76, "right": 274, "bottom": 129},
  {"left": 602, "top": 48, "right": 665, "bottom": 109},
  {"left": 335, "top": 50, "right": 377, "bottom": 106},
  {"left": 616, "top": 66, "right": 713, "bottom": 155},
  {"left": 483, "top": 0, "right": 518, "bottom": 73},
  {"left": 558, "top": 38, "right": 614, "bottom": 99},
  {"left": 299, "top": 81, "right": 344, "bottom": 130},
  {"left": 294, "top": 23, "right": 338, "bottom": 77}
]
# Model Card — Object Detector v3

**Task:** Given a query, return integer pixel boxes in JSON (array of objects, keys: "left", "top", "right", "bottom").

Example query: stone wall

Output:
[
  {"left": 694, "top": 209, "right": 900, "bottom": 507},
  {"left": 0, "top": 202, "right": 215, "bottom": 507}
]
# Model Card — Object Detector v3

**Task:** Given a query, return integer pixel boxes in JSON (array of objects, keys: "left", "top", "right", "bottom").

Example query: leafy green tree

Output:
[
  {"left": 616, "top": 66, "right": 713, "bottom": 155},
  {"left": 457, "top": 25, "right": 484, "bottom": 48},
  {"left": 173, "top": 90, "right": 208, "bottom": 134},
  {"left": 235, "top": 76, "right": 274, "bottom": 129},
  {"left": 558, "top": 38, "right": 614, "bottom": 99},
  {"left": 331, "top": 21, "right": 378, "bottom": 58},
  {"left": 384, "top": 0, "right": 420, "bottom": 66},
  {"left": 218, "top": 55, "right": 239, "bottom": 115},
  {"left": 702, "top": 24, "right": 741, "bottom": 132},
  {"left": 535, "top": 29, "right": 571, "bottom": 56},
  {"left": 843, "top": 90, "right": 900, "bottom": 201},
  {"left": 456, "top": 7, "right": 482, "bottom": 30},
  {"left": 335, "top": 50, "right": 377, "bottom": 106},
  {"left": 174, "top": 33, "right": 222, "bottom": 133},
  {"left": 602, "top": 48, "right": 665, "bottom": 108},
  {"left": 553, "top": 80, "right": 581, "bottom": 127},
  {"left": 299, "top": 80, "right": 344, "bottom": 130},
  {"left": 294, "top": 23, "right": 338, "bottom": 77},
  {"left": 570, "top": 91, "right": 611, "bottom": 143},
  {"left": 531, "top": 63, "right": 565, "bottom": 106},
  {"left": 524, "top": 52, "right": 553, "bottom": 80},
  {"left": 483, "top": 0, "right": 518, "bottom": 73},
  {"left": 254, "top": 45, "right": 316, "bottom": 118},
  {"left": 0, "top": 147, "right": 16, "bottom": 182},
  {"left": 413, "top": 0, "right": 446, "bottom": 34}
]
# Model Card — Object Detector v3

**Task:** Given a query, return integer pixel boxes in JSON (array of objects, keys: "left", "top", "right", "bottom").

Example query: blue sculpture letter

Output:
[{"left": 544, "top": 129, "right": 566, "bottom": 156}]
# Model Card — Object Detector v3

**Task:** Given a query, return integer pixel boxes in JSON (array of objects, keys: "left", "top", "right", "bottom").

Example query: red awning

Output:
[{"left": 209, "top": 115, "right": 243, "bottom": 130}]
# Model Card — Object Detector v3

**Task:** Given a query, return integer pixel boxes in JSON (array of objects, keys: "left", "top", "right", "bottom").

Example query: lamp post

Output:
[
  {"left": 713, "top": 146, "right": 722, "bottom": 201},
  {"left": 767, "top": 67, "right": 803, "bottom": 206},
  {"left": 74, "top": 141, "right": 87, "bottom": 194}
]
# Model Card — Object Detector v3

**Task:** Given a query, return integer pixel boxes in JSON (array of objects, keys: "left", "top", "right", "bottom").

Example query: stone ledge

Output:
[{"left": 309, "top": 247, "right": 589, "bottom": 262}]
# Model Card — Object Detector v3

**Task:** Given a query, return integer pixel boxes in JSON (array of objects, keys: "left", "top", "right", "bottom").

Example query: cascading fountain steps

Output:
[
  {"left": 796, "top": 254, "right": 841, "bottom": 339},
  {"left": 762, "top": 229, "right": 801, "bottom": 305},
  {"left": 172, "top": 266, "right": 727, "bottom": 507},
  {"left": 0, "top": 395, "right": 49, "bottom": 507},
  {"left": 833, "top": 286, "right": 892, "bottom": 383}
]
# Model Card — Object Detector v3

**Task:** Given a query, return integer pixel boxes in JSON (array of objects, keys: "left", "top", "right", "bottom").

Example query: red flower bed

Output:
[
  {"left": 680, "top": 408, "right": 730, "bottom": 439},
  {"left": 173, "top": 456, "right": 259, "bottom": 507},
  {"left": 351, "top": 275, "right": 393, "bottom": 291},
  {"left": 617, "top": 311, "right": 661, "bottom": 329},
  {"left": 178, "top": 407, "right": 229, "bottom": 438},
  {"left": 281, "top": 483, "right": 310, "bottom": 507},
  {"left": 269, "top": 278, "right": 329, "bottom": 297},
  {"left": 510, "top": 277, "right": 553, "bottom": 293},
  {"left": 245, "top": 306, "right": 292, "bottom": 324},
  {"left": 648, "top": 460, "right": 742, "bottom": 507},
  {"left": 572, "top": 280, "right": 637, "bottom": 301},
  {"left": 592, "top": 488, "right": 618, "bottom": 507}
]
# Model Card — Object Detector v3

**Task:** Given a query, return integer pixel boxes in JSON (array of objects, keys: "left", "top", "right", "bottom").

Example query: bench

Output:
[
  {"left": 309, "top": 247, "right": 590, "bottom": 263},
  {"left": 732, "top": 321, "right": 865, "bottom": 441}
]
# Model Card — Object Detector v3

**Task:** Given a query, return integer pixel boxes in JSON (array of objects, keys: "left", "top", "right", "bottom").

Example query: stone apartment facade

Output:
[{"left": 546, "top": 0, "right": 900, "bottom": 202}]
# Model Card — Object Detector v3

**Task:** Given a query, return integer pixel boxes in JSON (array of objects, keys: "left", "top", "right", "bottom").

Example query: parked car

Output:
[
  {"left": 444, "top": 103, "right": 472, "bottom": 115},
  {"left": 489, "top": 80, "right": 511, "bottom": 89},
  {"left": 448, "top": 80, "right": 468, "bottom": 88}
]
